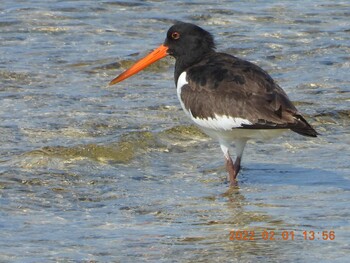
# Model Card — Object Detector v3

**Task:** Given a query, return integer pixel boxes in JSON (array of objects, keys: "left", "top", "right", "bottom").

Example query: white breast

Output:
[
  {"left": 176, "top": 71, "right": 189, "bottom": 113},
  {"left": 190, "top": 114, "right": 252, "bottom": 130}
]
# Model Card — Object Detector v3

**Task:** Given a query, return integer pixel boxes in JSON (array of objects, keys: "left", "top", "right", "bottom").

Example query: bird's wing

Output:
[{"left": 180, "top": 53, "right": 317, "bottom": 137}]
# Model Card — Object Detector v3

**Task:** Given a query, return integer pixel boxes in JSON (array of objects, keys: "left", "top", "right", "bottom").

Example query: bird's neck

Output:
[{"left": 174, "top": 50, "right": 215, "bottom": 85}]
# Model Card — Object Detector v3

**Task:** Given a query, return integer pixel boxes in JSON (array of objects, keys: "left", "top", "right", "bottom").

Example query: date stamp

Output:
[{"left": 229, "top": 230, "right": 335, "bottom": 241}]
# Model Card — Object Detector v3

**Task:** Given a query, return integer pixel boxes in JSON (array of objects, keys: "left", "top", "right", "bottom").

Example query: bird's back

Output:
[{"left": 179, "top": 52, "right": 318, "bottom": 137}]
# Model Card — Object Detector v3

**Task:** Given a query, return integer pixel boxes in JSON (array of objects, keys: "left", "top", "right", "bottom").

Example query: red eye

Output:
[{"left": 171, "top": 31, "right": 180, "bottom": 40}]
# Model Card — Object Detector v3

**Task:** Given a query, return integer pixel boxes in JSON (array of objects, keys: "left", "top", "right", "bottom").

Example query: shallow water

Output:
[{"left": 1, "top": 0, "right": 350, "bottom": 262}]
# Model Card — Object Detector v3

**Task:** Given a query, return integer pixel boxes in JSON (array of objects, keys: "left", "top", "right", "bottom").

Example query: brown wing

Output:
[{"left": 180, "top": 53, "right": 317, "bottom": 137}]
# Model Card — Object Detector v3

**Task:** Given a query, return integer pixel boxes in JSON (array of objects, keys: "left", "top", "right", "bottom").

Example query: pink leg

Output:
[
  {"left": 225, "top": 156, "right": 241, "bottom": 186},
  {"left": 220, "top": 140, "right": 246, "bottom": 186}
]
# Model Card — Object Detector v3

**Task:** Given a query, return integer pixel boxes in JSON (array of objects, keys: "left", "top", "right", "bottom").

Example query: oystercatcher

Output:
[{"left": 109, "top": 22, "right": 318, "bottom": 186}]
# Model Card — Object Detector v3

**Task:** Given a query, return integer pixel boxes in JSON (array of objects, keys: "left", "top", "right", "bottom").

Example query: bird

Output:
[{"left": 109, "top": 22, "right": 318, "bottom": 186}]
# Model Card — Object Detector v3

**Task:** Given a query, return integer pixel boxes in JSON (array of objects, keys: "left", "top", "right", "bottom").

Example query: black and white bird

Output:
[{"left": 109, "top": 22, "right": 318, "bottom": 186}]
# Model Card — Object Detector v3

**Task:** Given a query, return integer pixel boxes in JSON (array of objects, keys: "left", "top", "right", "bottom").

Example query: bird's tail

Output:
[{"left": 291, "top": 114, "right": 319, "bottom": 137}]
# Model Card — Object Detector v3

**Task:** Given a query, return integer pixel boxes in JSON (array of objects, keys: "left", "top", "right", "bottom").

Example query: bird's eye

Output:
[{"left": 171, "top": 31, "right": 180, "bottom": 40}]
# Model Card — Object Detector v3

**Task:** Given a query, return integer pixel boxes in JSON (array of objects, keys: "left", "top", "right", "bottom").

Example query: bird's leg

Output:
[
  {"left": 234, "top": 156, "right": 241, "bottom": 174},
  {"left": 225, "top": 155, "right": 241, "bottom": 186},
  {"left": 220, "top": 140, "right": 246, "bottom": 186}
]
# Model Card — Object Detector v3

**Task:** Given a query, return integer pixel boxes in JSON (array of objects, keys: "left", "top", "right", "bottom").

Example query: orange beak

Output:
[{"left": 109, "top": 44, "right": 168, "bottom": 86}]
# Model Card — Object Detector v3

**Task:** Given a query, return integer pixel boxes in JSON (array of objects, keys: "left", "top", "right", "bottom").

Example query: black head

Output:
[
  {"left": 164, "top": 22, "right": 216, "bottom": 60},
  {"left": 109, "top": 22, "right": 216, "bottom": 86}
]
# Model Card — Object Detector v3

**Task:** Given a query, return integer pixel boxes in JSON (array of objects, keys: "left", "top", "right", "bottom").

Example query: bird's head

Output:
[{"left": 109, "top": 22, "right": 215, "bottom": 86}]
